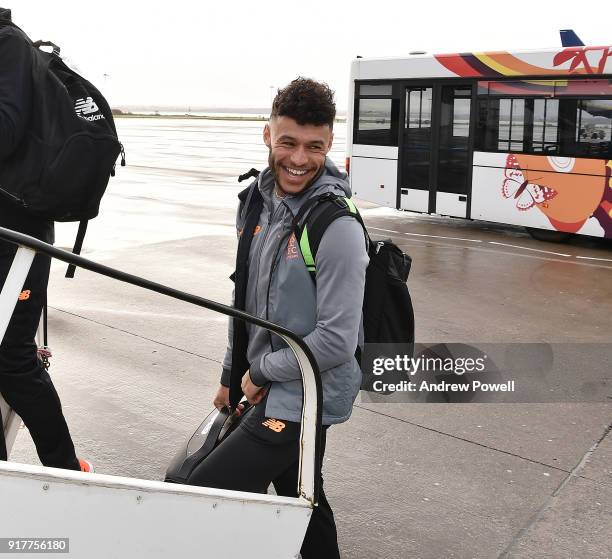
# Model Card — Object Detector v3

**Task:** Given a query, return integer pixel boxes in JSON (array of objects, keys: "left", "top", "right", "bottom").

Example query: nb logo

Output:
[
  {"left": 75, "top": 96, "right": 99, "bottom": 115},
  {"left": 262, "top": 418, "right": 286, "bottom": 433},
  {"left": 74, "top": 97, "right": 105, "bottom": 121},
  {"left": 18, "top": 290, "right": 31, "bottom": 301}
]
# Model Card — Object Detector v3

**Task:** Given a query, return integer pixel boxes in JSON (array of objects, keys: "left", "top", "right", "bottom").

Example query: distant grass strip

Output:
[
  {"left": 113, "top": 113, "right": 347, "bottom": 123},
  {"left": 114, "top": 113, "right": 268, "bottom": 121}
]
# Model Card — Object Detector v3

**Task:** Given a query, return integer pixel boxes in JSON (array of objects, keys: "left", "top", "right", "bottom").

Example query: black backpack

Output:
[
  {"left": 0, "top": 21, "right": 124, "bottom": 234},
  {"left": 293, "top": 193, "right": 415, "bottom": 394},
  {"left": 293, "top": 192, "right": 415, "bottom": 349}
]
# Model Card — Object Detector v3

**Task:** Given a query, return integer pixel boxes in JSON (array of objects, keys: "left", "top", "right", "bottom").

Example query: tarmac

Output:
[{"left": 8, "top": 118, "right": 612, "bottom": 558}]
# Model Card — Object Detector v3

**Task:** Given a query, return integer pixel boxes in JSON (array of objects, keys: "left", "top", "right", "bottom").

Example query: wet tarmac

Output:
[{"left": 9, "top": 118, "right": 612, "bottom": 558}]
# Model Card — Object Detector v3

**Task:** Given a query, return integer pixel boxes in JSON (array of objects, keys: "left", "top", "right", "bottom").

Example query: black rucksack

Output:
[
  {"left": 0, "top": 21, "right": 124, "bottom": 225},
  {"left": 293, "top": 193, "right": 415, "bottom": 394},
  {"left": 292, "top": 193, "right": 415, "bottom": 352}
]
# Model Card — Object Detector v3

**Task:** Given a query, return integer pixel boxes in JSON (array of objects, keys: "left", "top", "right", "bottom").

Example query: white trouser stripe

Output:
[{"left": 0, "top": 246, "right": 36, "bottom": 343}]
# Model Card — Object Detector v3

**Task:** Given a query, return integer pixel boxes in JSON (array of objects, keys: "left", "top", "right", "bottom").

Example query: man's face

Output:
[{"left": 263, "top": 116, "right": 333, "bottom": 196}]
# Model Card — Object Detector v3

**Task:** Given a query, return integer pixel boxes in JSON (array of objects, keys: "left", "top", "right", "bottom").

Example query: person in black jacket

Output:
[{"left": 0, "top": 7, "right": 91, "bottom": 472}]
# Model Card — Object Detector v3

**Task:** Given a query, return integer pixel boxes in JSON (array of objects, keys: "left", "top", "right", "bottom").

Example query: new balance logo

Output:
[
  {"left": 74, "top": 97, "right": 105, "bottom": 121},
  {"left": 18, "top": 290, "right": 31, "bottom": 301},
  {"left": 75, "top": 97, "right": 98, "bottom": 115},
  {"left": 262, "top": 418, "right": 286, "bottom": 433}
]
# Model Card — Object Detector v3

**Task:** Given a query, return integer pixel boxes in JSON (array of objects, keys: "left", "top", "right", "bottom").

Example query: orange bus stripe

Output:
[
  {"left": 435, "top": 54, "right": 484, "bottom": 77},
  {"left": 475, "top": 52, "right": 589, "bottom": 77}
]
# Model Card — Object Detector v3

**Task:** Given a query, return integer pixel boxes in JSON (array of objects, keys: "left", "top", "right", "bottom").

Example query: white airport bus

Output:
[{"left": 346, "top": 45, "right": 612, "bottom": 240}]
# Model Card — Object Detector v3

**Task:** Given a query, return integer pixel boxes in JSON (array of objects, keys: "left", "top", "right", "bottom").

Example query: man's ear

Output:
[
  {"left": 327, "top": 131, "right": 334, "bottom": 153},
  {"left": 263, "top": 124, "right": 271, "bottom": 148}
]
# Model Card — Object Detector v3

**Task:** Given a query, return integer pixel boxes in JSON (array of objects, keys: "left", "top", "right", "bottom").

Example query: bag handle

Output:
[{"left": 32, "top": 40, "right": 60, "bottom": 56}]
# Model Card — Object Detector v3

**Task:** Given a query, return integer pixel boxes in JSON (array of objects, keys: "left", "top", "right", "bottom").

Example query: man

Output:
[
  {"left": 0, "top": 7, "right": 91, "bottom": 472},
  {"left": 187, "top": 78, "right": 368, "bottom": 558}
]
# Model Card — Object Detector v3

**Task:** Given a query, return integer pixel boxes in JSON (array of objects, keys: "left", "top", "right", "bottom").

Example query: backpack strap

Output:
[
  {"left": 229, "top": 179, "right": 264, "bottom": 409},
  {"left": 64, "top": 220, "right": 89, "bottom": 278},
  {"left": 294, "top": 194, "right": 366, "bottom": 281}
]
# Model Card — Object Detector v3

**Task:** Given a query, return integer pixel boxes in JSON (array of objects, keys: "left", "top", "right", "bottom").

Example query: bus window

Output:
[
  {"left": 532, "top": 99, "right": 559, "bottom": 154},
  {"left": 557, "top": 98, "right": 612, "bottom": 158},
  {"left": 475, "top": 98, "right": 498, "bottom": 151},
  {"left": 359, "top": 98, "right": 393, "bottom": 131},
  {"left": 476, "top": 98, "right": 527, "bottom": 153},
  {"left": 353, "top": 82, "right": 400, "bottom": 146},
  {"left": 407, "top": 89, "right": 432, "bottom": 129},
  {"left": 498, "top": 99, "right": 525, "bottom": 152},
  {"left": 360, "top": 84, "right": 393, "bottom": 96},
  {"left": 452, "top": 96, "right": 471, "bottom": 138},
  {"left": 574, "top": 99, "right": 612, "bottom": 157}
]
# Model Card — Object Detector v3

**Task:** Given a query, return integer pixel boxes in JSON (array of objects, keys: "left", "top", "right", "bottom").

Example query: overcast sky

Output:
[{"left": 9, "top": 0, "right": 611, "bottom": 110}]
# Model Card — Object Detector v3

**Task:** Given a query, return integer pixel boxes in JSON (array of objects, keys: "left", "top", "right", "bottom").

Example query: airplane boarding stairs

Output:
[{"left": 0, "top": 227, "right": 322, "bottom": 559}]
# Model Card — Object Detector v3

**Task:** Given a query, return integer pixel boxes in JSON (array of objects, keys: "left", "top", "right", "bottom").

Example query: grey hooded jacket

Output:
[{"left": 221, "top": 158, "right": 369, "bottom": 425}]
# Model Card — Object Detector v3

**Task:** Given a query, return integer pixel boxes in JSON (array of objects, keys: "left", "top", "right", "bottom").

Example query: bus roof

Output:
[{"left": 352, "top": 46, "right": 612, "bottom": 80}]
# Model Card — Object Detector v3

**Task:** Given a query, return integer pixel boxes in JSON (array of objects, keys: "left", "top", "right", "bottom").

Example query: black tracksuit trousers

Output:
[
  {"left": 186, "top": 401, "right": 341, "bottom": 559},
  {"left": 0, "top": 245, "right": 79, "bottom": 470}
]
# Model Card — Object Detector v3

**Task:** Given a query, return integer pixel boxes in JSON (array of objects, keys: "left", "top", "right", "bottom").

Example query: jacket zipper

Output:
[
  {"left": 252, "top": 196, "right": 280, "bottom": 319},
  {"left": 265, "top": 203, "right": 292, "bottom": 351}
]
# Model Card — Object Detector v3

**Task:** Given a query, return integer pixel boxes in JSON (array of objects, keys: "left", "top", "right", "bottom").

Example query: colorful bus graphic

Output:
[{"left": 347, "top": 46, "right": 612, "bottom": 239}]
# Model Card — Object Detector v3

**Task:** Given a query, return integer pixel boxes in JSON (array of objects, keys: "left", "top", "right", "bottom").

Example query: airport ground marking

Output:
[
  {"left": 486, "top": 241, "right": 572, "bottom": 257},
  {"left": 366, "top": 225, "right": 612, "bottom": 269},
  {"left": 575, "top": 255, "right": 612, "bottom": 263},
  {"left": 368, "top": 226, "right": 483, "bottom": 243}
]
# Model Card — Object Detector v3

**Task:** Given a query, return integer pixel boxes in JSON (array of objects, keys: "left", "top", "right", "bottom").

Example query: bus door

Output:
[
  {"left": 399, "top": 84, "right": 473, "bottom": 218},
  {"left": 399, "top": 86, "right": 433, "bottom": 213},
  {"left": 436, "top": 85, "right": 472, "bottom": 218}
]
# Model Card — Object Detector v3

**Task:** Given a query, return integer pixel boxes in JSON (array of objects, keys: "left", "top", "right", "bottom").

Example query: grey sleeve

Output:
[{"left": 250, "top": 216, "right": 368, "bottom": 384}]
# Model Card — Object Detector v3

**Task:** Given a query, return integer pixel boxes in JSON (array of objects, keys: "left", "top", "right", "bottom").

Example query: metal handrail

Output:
[{"left": 0, "top": 226, "right": 323, "bottom": 505}]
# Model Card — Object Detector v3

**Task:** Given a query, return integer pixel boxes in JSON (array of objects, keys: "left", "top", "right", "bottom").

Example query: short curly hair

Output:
[{"left": 271, "top": 77, "right": 336, "bottom": 129}]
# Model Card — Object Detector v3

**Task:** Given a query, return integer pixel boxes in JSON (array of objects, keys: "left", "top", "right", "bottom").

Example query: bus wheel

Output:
[{"left": 526, "top": 227, "right": 572, "bottom": 243}]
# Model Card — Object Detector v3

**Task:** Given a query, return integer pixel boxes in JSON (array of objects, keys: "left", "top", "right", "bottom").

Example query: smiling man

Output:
[
  {"left": 264, "top": 113, "right": 333, "bottom": 196},
  {"left": 186, "top": 78, "right": 369, "bottom": 558}
]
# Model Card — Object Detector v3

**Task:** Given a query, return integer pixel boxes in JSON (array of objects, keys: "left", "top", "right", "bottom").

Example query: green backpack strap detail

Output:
[
  {"left": 299, "top": 225, "right": 316, "bottom": 272},
  {"left": 294, "top": 194, "right": 366, "bottom": 281},
  {"left": 344, "top": 197, "right": 358, "bottom": 215}
]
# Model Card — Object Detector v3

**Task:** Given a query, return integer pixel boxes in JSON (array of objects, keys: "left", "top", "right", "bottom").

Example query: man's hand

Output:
[
  {"left": 213, "top": 384, "right": 230, "bottom": 411},
  {"left": 241, "top": 371, "right": 267, "bottom": 405}
]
